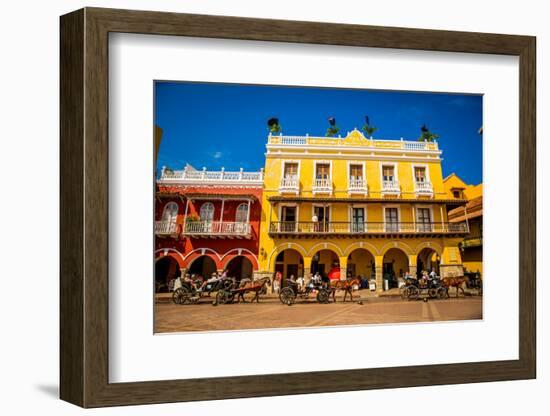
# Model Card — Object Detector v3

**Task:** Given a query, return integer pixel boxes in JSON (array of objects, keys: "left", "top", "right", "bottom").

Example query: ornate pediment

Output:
[{"left": 342, "top": 129, "right": 370, "bottom": 146}]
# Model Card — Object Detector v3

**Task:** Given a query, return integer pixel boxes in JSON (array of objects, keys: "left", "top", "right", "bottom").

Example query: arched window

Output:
[
  {"left": 199, "top": 202, "right": 215, "bottom": 221},
  {"left": 236, "top": 203, "right": 249, "bottom": 223},
  {"left": 161, "top": 202, "right": 178, "bottom": 222}
]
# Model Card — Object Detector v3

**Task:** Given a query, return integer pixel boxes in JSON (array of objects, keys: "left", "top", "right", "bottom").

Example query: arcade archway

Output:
[
  {"left": 155, "top": 256, "right": 180, "bottom": 293},
  {"left": 225, "top": 255, "right": 253, "bottom": 281},
  {"left": 382, "top": 248, "right": 409, "bottom": 289},
  {"left": 188, "top": 255, "right": 217, "bottom": 279}
]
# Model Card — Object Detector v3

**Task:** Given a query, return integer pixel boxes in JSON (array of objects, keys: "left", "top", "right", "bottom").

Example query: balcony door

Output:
[
  {"left": 416, "top": 207, "right": 432, "bottom": 232},
  {"left": 283, "top": 162, "right": 298, "bottom": 179},
  {"left": 385, "top": 207, "right": 399, "bottom": 232},
  {"left": 349, "top": 164, "right": 363, "bottom": 188},
  {"left": 315, "top": 163, "right": 330, "bottom": 180},
  {"left": 351, "top": 207, "right": 365, "bottom": 233},
  {"left": 235, "top": 203, "right": 249, "bottom": 233},
  {"left": 414, "top": 167, "right": 427, "bottom": 183},
  {"left": 382, "top": 165, "right": 395, "bottom": 182},
  {"left": 314, "top": 206, "right": 330, "bottom": 232},
  {"left": 199, "top": 202, "right": 215, "bottom": 232},
  {"left": 281, "top": 205, "right": 296, "bottom": 232}
]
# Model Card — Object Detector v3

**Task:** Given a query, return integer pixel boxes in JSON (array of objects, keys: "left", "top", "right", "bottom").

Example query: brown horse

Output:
[
  {"left": 330, "top": 277, "right": 361, "bottom": 302},
  {"left": 236, "top": 276, "right": 271, "bottom": 303},
  {"left": 441, "top": 276, "right": 468, "bottom": 297}
]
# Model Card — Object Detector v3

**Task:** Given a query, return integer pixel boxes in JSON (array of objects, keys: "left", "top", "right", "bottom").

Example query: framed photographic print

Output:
[{"left": 60, "top": 7, "right": 536, "bottom": 408}]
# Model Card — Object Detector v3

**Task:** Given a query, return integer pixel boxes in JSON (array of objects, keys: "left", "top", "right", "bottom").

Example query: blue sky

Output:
[{"left": 155, "top": 81, "right": 483, "bottom": 185}]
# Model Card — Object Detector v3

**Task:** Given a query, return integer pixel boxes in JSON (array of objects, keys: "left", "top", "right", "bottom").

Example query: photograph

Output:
[{"left": 153, "top": 81, "right": 484, "bottom": 333}]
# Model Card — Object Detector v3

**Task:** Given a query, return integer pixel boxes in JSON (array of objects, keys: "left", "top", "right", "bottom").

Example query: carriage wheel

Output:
[
  {"left": 279, "top": 287, "right": 295, "bottom": 305},
  {"left": 215, "top": 290, "right": 233, "bottom": 305},
  {"left": 428, "top": 288, "right": 438, "bottom": 298},
  {"left": 316, "top": 289, "right": 330, "bottom": 304},
  {"left": 172, "top": 287, "right": 191, "bottom": 305},
  {"left": 400, "top": 286, "right": 409, "bottom": 299},
  {"left": 436, "top": 287, "right": 448, "bottom": 299},
  {"left": 407, "top": 286, "right": 419, "bottom": 300}
]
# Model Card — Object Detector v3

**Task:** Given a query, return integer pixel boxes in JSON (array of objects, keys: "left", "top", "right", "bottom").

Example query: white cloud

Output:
[{"left": 213, "top": 151, "right": 223, "bottom": 159}]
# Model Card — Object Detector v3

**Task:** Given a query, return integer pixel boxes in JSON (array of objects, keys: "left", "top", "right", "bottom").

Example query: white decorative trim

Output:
[
  {"left": 220, "top": 248, "right": 259, "bottom": 268},
  {"left": 343, "top": 241, "right": 380, "bottom": 257},
  {"left": 182, "top": 247, "right": 222, "bottom": 261},
  {"left": 307, "top": 242, "right": 344, "bottom": 257},
  {"left": 414, "top": 241, "right": 443, "bottom": 256},
  {"left": 154, "top": 248, "right": 185, "bottom": 263},
  {"left": 379, "top": 241, "right": 415, "bottom": 257}
]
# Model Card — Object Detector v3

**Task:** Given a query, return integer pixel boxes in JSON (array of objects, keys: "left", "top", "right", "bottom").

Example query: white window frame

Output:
[
  {"left": 380, "top": 162, "right": 399, "bottom": 183},
  {"left": 278, "top": 203, "right": 299, "bottom": 232},
  {"left": 280, "top": 160, "right": 301, "bottom": 194},
  {"left": 415, "top": 204, "right": 434, "bottom": 232},
  {"left": 199, "top": 202, "right": 215, "bottom": 221},
  {"left": 235, "top": 203, "right": 249, "bottom": 223},
  {"left": 281, "top": 160, "right": 301, "bottom": 180},
  {"left": 347, "top": 161, "right": 367, "bottom": 193},
  {"left": 348, "top": 203, "right": 368, "bottom": 233},
  {"left": 411, "top": 163, "right": 430, "bottom": 183},
  {"left": 383, "top": 204, "right": 401, "bottom": 232},
  {"left": 312, "top": 160, "right": 333, "bottom": 194},
  {"left": 161, "top": 201, "right": 179, "bottom": 222}
]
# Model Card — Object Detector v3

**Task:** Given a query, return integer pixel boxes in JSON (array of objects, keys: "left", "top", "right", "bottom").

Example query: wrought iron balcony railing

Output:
[
  {"left": 182, "top": 221, "right": 251, "bottom": 237},
  {"left": 154, "top": 221, "right": 178, "bottom": 235},
  {"left": 268, "top": 221, "right": 469, "bottom": 235}
]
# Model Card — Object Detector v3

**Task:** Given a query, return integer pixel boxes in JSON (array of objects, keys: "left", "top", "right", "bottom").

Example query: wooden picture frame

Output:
[{"left": 60, "top": 7, "right": 536, "bottom": 408}]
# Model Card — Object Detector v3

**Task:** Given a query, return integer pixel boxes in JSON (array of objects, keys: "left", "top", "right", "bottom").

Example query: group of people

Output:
[
  {"left": 404, "top": 269, "right": 438, "bottom": 283},
  {"left": 272, "top": 271, "right": 330, "bottom": 293},
  {"left": 169, "top": 269, "right": 232, "bottom": 292}
]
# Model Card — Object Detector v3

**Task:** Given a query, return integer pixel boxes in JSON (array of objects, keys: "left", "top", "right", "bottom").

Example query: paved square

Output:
[{"left": 154, "top": 293, "right": 482, "bottom": 333}]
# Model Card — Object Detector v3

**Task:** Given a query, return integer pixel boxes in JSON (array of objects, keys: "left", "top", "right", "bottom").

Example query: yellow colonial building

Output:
[{"left": 256, "top": 129, "right": 470, "bottom": 291}]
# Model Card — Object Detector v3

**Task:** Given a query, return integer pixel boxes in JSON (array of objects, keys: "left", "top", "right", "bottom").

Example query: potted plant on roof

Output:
[
  {"left": 418, "top": 124, "right": 439, "bottom": 142},
  {"left": 325, "top": 117, "right": 339, "bottom": 137},
  {"left": 267, "top": 117, "right": 282, "bottom": 134},
  {"left": 361, "top": 115, "right": 377, "bottom": 138}
]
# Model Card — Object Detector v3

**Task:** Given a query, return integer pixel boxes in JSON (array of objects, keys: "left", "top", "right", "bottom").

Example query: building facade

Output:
[
  {"left": 154, "top": 166, "right": 263, "bottom": 292},
  {"left": 256, "top": 129, "right": 470, "bottom": 291},
  {"left": 445, "top": 174, "right": 483, "bottom": 278}
]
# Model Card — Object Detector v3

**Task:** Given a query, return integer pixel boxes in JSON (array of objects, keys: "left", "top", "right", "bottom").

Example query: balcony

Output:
[
  {"left": 268, "top": 221, "right": 469, "bottom": 237},
  {"left": 312, "top": 178, "right": 332, "bottom": 195},
  {"left": 348, "top": 178, "right": 368, "bottom": 195},
  {"left": 158, "top": 167, "right": 263, "bottom": 185},
  {"left": 279, "top": 176, "right": 299, "bottom": 194},
  {"left": 182, "top": 221, "right": 252, "bottom": 239},
  {"left": 414, "top": 181, "right": 434, "bottom": 196},
  {"left": 267, "top": 132, "right": 440, "bottom": 152},
  {"left": 381, "top": 180, "right": 400, "bottom": 195},
  {"left": 155, "top": 221, "right": 178, "bottom": 237},
  {"left": 461, "top": 235, "right": 483, "bottom": 248}
]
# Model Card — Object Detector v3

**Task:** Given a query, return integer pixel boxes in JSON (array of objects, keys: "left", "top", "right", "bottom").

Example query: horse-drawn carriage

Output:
[
  {"left": 400, "top": 276, "right": 448, "bottom": 300},
  {"left": 215, "top": 276, "right": 271, "bottom": 305},
  {"left": 172, "top": 276, "right": 235, "bottom": 305},
  {"left": 279, "top": 279, "right": 332, "bottom": 305}
]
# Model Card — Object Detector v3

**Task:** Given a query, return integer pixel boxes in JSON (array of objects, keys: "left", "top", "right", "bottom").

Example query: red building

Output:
[{"left": 154, "top": 166, "right": 263, "bottom": 292}]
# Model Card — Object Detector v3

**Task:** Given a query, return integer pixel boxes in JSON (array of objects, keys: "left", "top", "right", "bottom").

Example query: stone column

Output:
[
  {"left": 303, "top": 256, "right": 312, "bottom": 279},
  {"left": 339, "top": 256, "right": 348, "bottom": 280},
  {"left": 375, "top": 255, "right": 384, "bottom": 292},
  {"left": 408, "top": 254, "right": 417, "bottom": 278}
]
